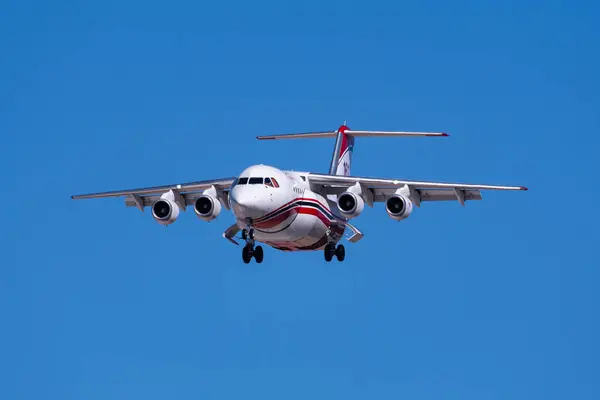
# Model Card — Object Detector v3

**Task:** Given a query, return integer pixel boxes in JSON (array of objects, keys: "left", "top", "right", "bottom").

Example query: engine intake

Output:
[
  {"left": 337, "top": 192, "right": 364, "bottom": 219},
  {"left": 152, "top": 198, "right": 180, "bottom": 225},
  {"left": 194, "top": 195, "right": 222, "bottom": 221},
  {"left": 385, "top": 194, "right": 413, "bottom": 221}
]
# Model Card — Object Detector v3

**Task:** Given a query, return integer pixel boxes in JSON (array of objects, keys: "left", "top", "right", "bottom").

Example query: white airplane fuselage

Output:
[{"left": 228, "top": 164, "right": 346, "bottom": 251}]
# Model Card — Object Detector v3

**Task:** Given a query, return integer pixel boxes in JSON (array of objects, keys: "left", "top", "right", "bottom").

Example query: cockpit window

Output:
[{"left": 236, "top": 176, "right": 279, "bottom": 187}]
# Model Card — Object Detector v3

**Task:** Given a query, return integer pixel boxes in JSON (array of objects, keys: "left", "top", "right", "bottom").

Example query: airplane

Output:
[{"left": 71, "top": 124, "right": 528, "bottom": 264}]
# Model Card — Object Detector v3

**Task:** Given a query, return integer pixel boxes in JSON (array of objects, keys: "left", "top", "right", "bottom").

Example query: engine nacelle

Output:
[
  {"left": 337, "top": 191, "right": 365, "bottom": 219},
  {"left": 152, "top": 198, "right": 180, "bottom": 225},
  {"left": 194, "top": 195, "right": 222, "bottom": 221},
  {"left": 385, "top": 194, "right": 414, "bottom": 221}
]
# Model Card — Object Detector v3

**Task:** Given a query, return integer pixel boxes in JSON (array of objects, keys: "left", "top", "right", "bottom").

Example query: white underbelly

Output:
[
  {"left": 260, "top": 210, "right": 324, "bottom": 237},
  {"left": 251, "top": 191, "right": 345, "bottom": 251}
]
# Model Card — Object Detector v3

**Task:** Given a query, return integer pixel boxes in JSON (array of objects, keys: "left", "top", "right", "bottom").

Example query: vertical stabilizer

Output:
[{"left": 328, "top": 125, "right": 354, "bottom": 176}]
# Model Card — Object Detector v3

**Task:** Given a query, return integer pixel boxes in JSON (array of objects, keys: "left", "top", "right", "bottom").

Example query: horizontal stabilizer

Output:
[
  {"left": 345, "top": 130, "right": 448, "bottom": 137},
  {"left": 257, "top": 131, "right": 337, "bottom": 140},
  {"left": 257, "top": 128, "right": 448, "bottom": 140}
]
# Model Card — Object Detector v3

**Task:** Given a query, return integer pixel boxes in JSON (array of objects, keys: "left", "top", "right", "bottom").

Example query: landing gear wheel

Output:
[
  {"left": 241, "top": 229, "right": 247, "bottom": 240},
  {"left": 324, "top": 243, "right": 336, "bottom": 262},
  {"left": 242, "top": 245, "right": 252, "bottom": 264},
  {"left": 335, "top": 244, "right": 345, "bottom": 262},
  {"left": 254, "top": 245, "right": 264, "bottom": 263}
]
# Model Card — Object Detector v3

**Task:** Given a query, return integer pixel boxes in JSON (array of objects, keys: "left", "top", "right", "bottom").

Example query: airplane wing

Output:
[
  {"left": 307, "top": 173, "right": 527, "bottom": 206},
  {"left": 71, "top": 177, "right": 236, "bottom": 210}
]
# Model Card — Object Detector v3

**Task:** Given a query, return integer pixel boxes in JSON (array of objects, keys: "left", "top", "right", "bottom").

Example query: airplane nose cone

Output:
[
  {"left": 230, "top": 189, "right": 267, "bottom": 219},
  {"left": 231, "top": 196, "right": 249, "bottom": 208}
]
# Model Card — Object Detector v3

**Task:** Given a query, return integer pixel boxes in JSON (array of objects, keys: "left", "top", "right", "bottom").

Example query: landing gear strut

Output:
[
  {"left": 241, "top": 228, "right": 254, "bottom": 241},
  {"left": 324, "top": 243, "right": 345, "bottom": 262},
  {"left": 241, "top": 228, "right": 263, "bottom": 264}
]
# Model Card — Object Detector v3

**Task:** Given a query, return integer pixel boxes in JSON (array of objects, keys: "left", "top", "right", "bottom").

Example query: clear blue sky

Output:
[{"left": 2, "top": 1, "right": 599, "bottom": 399}]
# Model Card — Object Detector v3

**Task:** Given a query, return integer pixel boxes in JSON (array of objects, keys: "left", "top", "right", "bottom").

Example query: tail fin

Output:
[
  {"left": 256, "top": 124, "right": 448, "bottom": 176},
  {"left": 330, "top": 124, "right": 354, "bottom": 176}
]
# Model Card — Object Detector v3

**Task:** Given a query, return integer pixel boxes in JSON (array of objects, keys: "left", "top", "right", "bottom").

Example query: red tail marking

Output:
[{"left": 338, "top": 124, "right": 350, "bottom": 157}]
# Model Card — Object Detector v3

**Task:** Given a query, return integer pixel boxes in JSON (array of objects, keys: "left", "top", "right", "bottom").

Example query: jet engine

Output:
[
  {"left": 385, "top": 194, "right": 414, "bottom": 221},
  {"left": 194, "top": 195, "right": 222, "bottom": 221},
  {"left": 337, "top": 191, "right": 365, "bottom": 219},
  {"left": 152, "top": 198, "right": 180, "bottom": 225}
]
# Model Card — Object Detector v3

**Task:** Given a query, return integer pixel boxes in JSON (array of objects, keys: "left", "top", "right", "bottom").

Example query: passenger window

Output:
[
  {"left": 237, "top": 177, "right": 248, "bottom": 185},
  {"left": 271, "top": 177, "right": 280, "bottom": 188},
  {"left": 248, "top": 177, "right": 263, "bottom": 184}
]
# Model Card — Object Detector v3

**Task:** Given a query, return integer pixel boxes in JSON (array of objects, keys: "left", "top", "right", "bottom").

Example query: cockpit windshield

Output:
[
  {"left": 267, "top": 177, "right": 279, "bottom": 188},
  {"left": 235, "top": 177, "right": 280, "bottom": 188}
]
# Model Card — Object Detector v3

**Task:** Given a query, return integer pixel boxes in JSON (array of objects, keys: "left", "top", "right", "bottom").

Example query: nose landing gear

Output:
[
  {"left": 242, "top": 244, "right": 263, "bottom": 264},
  {"left": 241, "top": 228, "right": 254, "bottom": 241},
  {"left": 324, "top": 243, "right": 345, "bottom": 262},
  {"left": 241, "top": 228, "right": 263, "bottom": 264}
]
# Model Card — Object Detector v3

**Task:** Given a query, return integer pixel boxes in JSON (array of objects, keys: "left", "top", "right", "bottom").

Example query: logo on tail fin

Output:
[{"left": 343, "top": 161, "right": 350, "bottom": 175}]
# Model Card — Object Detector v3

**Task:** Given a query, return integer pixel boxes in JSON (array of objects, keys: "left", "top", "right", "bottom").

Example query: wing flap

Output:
[{"left": 371, "top": 188, "right": 483, "bottom": 203}]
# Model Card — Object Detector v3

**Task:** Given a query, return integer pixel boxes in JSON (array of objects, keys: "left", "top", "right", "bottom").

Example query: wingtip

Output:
[
  {"left": 441, "top": 133, "right": 449, "bottom": 137},
  {"left": 520, "top": 186, "right": 529, "bottom": 191}
]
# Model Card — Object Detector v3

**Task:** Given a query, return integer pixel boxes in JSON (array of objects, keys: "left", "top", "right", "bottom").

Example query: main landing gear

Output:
[
  {"left": 324, "top": 242, "right": 345, "bottom": 262},
  {"left": 241, "top": 228, "right": 263, "bottom": 264}
]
